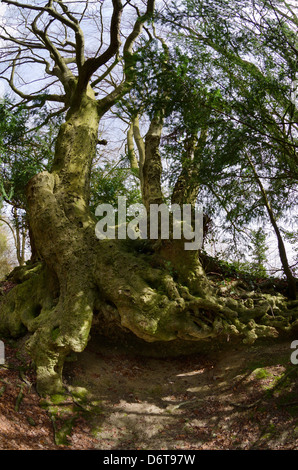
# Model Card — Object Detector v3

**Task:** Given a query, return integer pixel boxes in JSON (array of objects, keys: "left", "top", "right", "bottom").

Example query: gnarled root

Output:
[{"left": 1, "top": 245, "right": 298, "bottom": 396}]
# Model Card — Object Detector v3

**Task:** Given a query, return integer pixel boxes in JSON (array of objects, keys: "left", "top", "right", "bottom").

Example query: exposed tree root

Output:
[{"left": 1, "top": 241, "right": 298, "bottom": 395}]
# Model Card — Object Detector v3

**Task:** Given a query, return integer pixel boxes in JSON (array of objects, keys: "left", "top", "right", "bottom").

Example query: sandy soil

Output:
[{"left": 0, "top": 334, "right": 297, "bottom": 450}]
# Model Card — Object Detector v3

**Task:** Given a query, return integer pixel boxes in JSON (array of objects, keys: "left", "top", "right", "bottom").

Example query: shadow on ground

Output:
[{"left": 62, "top": 333, "right": 298, "bottom": 450}]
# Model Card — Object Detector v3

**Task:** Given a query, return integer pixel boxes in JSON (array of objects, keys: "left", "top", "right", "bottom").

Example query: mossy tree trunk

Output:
[{"left": 22, "top": 88, "right": 101, "bottom": 393}]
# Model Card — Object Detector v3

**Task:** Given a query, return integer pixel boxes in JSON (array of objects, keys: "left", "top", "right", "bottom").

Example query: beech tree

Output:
[
  {"left": 0, "top": 217, "right": 14, "bottom": 278},
  {"left": 0, "top": 0, "right": 297, "bottom": 396}
]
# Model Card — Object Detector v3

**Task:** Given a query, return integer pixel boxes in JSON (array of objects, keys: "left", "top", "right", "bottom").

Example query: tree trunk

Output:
[
  {"left": 245, "top": 152, "right": 297, "bottom": 300},
  {"left": 22, "top": 88, "right": 100, "bottom": 393},
  {"left": 142, "top": 114, "right": 164, "bottom": 210}
]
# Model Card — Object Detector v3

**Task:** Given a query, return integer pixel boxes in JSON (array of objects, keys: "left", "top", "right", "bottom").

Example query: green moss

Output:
[
  {"left": 50, "top": 393, "right": 67, "bottom": 405},
  {"left": 91, "top": 426, "right": 103, "bottom": 438},
  {"left": 148, "top": 385, "right": 163, "bottom": 397},
  {"left": 69, "top": 386, "right": 89, "bottom": 401},
  {"left": 51, "top": 415, "right": 76, "bottom": 446},
  {"left": 282, "top": 404, "right": 298, "bottom": 417},
  {"left": 268, "top": 423, "right": 276, "bottom": 432},
  {"left": 7, "top": 262, "right": 43, "bottom": 284},
  {"left": 51, "top": 327, "right": 60, "bottom": 342},
  {"left": 252, "top": 368, "right": 271, "bottom": 379},
  {"left": 27, "top": 417, "right": 37, "bottom": 426}
]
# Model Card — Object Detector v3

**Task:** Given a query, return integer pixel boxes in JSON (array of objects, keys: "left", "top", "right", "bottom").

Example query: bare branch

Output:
[
  {"left": 79, "top": 0, "right": 124, "bottom": 86},
  {"left": 91, "top": 57, "right": 120, "bottom": 89},
  {"left": 0, "top": 0, "right": 155, "bottom": 113},
  {"left": 97, "top": 0, "right": 155, "bottom": 112}
]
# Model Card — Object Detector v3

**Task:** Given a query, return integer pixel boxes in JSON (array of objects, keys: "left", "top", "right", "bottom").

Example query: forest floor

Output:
[{"left": 0, "top": 331, "right": 297, "bottom": 450}]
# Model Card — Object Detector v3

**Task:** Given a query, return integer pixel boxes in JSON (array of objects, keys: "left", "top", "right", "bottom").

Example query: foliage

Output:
[
  {"left": 0, "top": 98, "right": 59, "bottom": 211},
  {"left": 90, "top": 160, "right": 142, "bottom": 214},
  {"left": 0, "top": 223, "right": 13, "bottom": 279},
  {"left": 249, "top": 228, "right": 268, "bottom": 278},
  {"left": 152, "top": 0, "right": 297, "bottom": 276},
  {"left": 0, "top": 98, "right": 62, "bottom": 262}
]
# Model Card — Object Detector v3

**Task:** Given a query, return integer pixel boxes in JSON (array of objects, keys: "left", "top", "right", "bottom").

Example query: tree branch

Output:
[
  {"left": 97, "top": 0, "right": 155, "bottom": 113},
  {"left": 79, "top": 0, "right": 124, "bottom": 87}
]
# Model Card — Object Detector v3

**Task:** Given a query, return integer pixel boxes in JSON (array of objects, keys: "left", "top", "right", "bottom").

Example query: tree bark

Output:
[
  {"left": 142, "top": 114, "right": 164, "bottom": 210},
  {"left": 19, "top": 87, "right": 100, "bottom": 393},
  {"left": 127, "top": 121, "right": 139, "bottom": 173},
  {"left": 245, "top": 152, "right": 296, "bottom": 300}
]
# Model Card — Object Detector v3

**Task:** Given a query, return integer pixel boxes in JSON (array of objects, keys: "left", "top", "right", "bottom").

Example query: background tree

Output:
[
  {"left": 0, "top": 219, "right": 14, "bottom": 279},
  {"left": 158, "top": 0, "right": 297, "bottom": 296},
  {"left": 0, "top": 98, "right": 61, "bottom": 262},
  {"left": 250, "top": 227, "right": 268, "bottom": 278}
]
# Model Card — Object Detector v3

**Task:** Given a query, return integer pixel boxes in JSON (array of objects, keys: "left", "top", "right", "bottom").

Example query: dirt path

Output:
[{"left": 0, "top": 335, "right": 297, "bottom": 450}]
